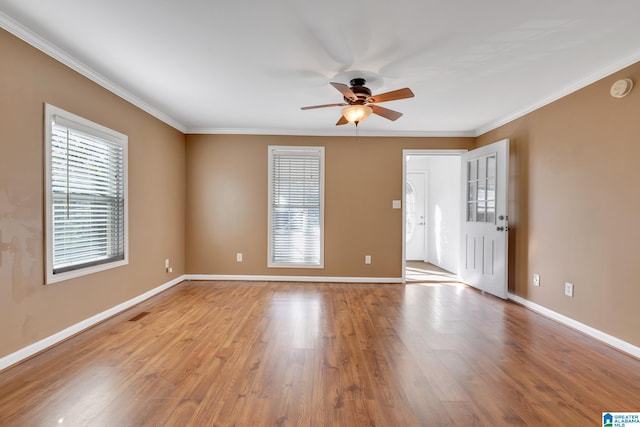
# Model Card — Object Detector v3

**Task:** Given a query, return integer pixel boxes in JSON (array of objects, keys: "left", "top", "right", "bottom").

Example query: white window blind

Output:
[
  {"left": 268, "top": 146, "right": 324, "bottom": 268},
  {"left": 45, "top": 104, "right": 128, "bottom": 283}
]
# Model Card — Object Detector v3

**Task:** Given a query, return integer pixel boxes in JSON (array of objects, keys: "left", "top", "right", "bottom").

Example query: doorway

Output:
[{"left": 402, "top": 150, "right": 465, "bottom": 282}]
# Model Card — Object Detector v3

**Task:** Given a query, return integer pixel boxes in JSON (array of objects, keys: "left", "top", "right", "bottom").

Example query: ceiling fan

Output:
[{"left": 301, "top": 78, "right": 415, "bottom": 126}]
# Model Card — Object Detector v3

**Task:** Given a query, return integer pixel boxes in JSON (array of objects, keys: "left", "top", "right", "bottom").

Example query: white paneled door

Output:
[
  {"left": 406, "top": 172, "right": 426, "bottom": 261},
  {"left": 460, "top": 139, "right": 509, "bottom": 299}
]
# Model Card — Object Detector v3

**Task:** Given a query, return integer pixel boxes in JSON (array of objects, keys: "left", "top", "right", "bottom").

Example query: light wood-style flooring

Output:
[
  {"left": 1, "top": 279, "right": 639, "bottom": 426},
  {"left": 405, "top": 261, "right": 459, "bottom": 283}
]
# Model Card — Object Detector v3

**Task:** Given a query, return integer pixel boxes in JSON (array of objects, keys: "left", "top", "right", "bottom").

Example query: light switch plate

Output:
[
  {"left": 565, "top": 282, "right": 574, "bottom": 297},
  {"left": 392, "top": 200, "right": 401, "bottom": 209}
]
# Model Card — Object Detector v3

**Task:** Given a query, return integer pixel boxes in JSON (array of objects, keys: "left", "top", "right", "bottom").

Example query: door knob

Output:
[{"left": 497, "top": 226, "right": 505, "bottom": 231}]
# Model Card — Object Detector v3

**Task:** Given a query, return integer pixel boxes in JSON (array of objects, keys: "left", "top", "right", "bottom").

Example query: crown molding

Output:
[
  {"left": 0, "top": 12, "right": 186, "bottom": 133},
  {"left": 186, "top": 127, "right": 476, "bottom": 138},
  {"left": 474, "top": 50, "right": 640, "bottom": 137}
]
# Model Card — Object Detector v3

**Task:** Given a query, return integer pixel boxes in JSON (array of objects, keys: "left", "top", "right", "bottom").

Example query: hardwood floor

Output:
[
  {"left": 405, "top": 261, "right": 459, "bottom": 283},
  {"left": 1, "top": 280, "right": 639, "bottom": 426}
]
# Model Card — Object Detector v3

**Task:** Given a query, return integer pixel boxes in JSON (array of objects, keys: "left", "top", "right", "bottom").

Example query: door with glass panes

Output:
[{"left": 460, "top": 139, "right": 509, "bottom": 299}]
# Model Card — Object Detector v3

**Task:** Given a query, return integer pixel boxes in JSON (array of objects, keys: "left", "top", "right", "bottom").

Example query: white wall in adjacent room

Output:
[{"left": 407, "top": 155, "right": 461, "bottom": 274}]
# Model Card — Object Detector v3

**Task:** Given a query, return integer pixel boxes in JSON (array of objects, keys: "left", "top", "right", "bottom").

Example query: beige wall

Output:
[
  {"left": 0, "top": 29, "right": 186, "bottom": 359},
  {"left": 477, "top": 62, "right": 640, "bottom": 347},
  {"left": 185, "top": 134, "right": 474, "bottom": 278}
]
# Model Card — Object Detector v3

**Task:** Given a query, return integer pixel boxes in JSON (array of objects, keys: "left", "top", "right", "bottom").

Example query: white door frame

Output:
[{"left": 402, "top": 149, "right": 467, "bottom": 283}]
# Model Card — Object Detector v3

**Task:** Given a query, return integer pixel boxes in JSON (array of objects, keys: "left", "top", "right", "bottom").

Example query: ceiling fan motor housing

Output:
[{"left": 346, "top": 78, "right": 371, "bottom": 104}]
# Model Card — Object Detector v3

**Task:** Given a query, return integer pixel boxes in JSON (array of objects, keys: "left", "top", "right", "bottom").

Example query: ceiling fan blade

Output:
[
  {"left": 370, "top": 105, "right": 403, "bottom": 121},
  {"left": 367, "top": 88, "right": 414, "bottom": 104},
  {"left": 336, "top": 115, "right": 348, "bottom": 126},
  {"left": 301, "top": 103, "right": 347, "bottom": 110},
  {"left": 330, "top": 82, "right": 357, "bottom": 102}
]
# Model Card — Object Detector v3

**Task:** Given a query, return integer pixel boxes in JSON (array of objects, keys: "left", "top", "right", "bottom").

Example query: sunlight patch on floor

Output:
[{"left": 405, "top": 262, "right": 467, "bottom": 288}]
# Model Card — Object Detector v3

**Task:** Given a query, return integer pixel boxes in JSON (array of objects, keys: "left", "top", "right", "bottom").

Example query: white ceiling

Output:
[{"left": 2, "top": 0, "right": 640, "bottom": 136}]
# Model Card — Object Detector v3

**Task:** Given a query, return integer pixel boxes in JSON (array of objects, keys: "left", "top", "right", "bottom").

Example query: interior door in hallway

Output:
[{"left": 406, "top": 172, "right": 426, "bottom": 261}]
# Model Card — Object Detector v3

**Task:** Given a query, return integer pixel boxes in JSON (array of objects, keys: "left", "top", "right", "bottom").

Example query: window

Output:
[
  {"left": 44, "top": 104, "right": 128, "bottom": 284},
  {"left": 466, "top": 154, "right": 496, "bottom": 223},
  {"left": 268, "top": 146, "right": 324, "bottom": 268}
]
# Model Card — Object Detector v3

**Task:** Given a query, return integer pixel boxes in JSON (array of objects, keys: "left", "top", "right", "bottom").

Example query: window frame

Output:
[
  {"left": 44, "top": 104, "right": 129, "bottom": 284},
  {"left": 268, "top": 145, "right": 325, "bottom": 269}
]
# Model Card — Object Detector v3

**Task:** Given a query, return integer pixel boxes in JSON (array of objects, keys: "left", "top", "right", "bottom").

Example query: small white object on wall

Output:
[{"left": 610, "top": 78, "right": 633, "bottom": 98}]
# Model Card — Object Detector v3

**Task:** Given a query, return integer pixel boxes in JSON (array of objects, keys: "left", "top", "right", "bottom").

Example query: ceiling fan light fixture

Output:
[{"left": 342, "top": 105, "right": 372, "bottom": 124}]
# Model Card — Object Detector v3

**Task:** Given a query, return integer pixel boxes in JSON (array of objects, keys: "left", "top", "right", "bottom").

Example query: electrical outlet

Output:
[
  {"left": 236, "top": 253, "right": 243, "bottom": 262},
  {"left": 164, "top": 259, "right": 170, "bottom": 269},
  {"left": 167, "top": 267, "right": 173, "bottom": 273},
  {"left": 565, "top": 282, "right": 574, "bottom": 297},
  {"left": 532, "top": 273, "right": 540, "bottom": 287},
  {"left": 365, "top": 255, "right": 371, "bottom": 264}
]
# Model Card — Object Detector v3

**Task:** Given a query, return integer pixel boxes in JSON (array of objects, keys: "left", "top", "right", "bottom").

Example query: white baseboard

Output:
[
  {"left": 508, "top": 293, "right": 640, "bottom": 359},
  {"left": 184, "top": 274, "right": 403, "bottom": 284},
  {"left": 0, "top": 275, "right": 186, "bottom": 372}
]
